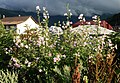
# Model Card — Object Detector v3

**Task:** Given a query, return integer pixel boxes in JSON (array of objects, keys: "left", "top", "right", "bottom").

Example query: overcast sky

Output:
[{"left": 0, "top": 0, "right": 120, "bottom": 16}]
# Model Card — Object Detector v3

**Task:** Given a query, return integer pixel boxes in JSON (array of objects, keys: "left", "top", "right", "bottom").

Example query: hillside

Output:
[
  {"left": 0, "top": 8, "right": 114, "bottom": 26},
  {"left": 0, "top": 8, "right": 37, "bottom": 19},
  {"left": 107, "top": 13, "right": 120, "bottom": 26},
  {"left": 0, "top": 8, "right": 78, "bottom": 26}
]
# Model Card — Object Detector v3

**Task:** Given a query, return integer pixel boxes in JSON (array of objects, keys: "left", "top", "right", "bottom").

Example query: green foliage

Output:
[
  {"left": 0, "top": 22, "right": 14, "bottom": 69},
  {"left": 0, "top": 7, "right": 120, "bottom": 83},
  {"left": 0, "top": 70, "right": 18, "bottom": 83}
]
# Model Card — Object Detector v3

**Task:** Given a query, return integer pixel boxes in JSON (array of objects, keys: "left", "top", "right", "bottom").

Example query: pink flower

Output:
[
  {"left": 11, "top": 57, "right": 17, "bottom": 63},
  {"left": 48, "top": 53, "right": 52, "bottom": 57},
  {"left": 74, "top": 41, "right": 77, "bottom": 47},
  {"left": 53, "top": 57, "right": 60, "bottom": 63},
  {"left": 14, "top": 63, "right": 20, "bottom": 68},
  {"left": 53, "top": 57, "right": 57, "bottom": 63}
]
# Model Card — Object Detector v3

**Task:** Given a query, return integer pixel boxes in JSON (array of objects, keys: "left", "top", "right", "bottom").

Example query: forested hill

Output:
[
  {"left": 0, "top": 7, "right": 115, "bottom": 26},
  {"left": 0, "top": 8, "right": 73, "bottom": 25},
  {"left": 107, "top": 13, "right": 120, "bottom": 26},
  {"left": 0, "top": 8, "right": 37, "bottom": 19}
]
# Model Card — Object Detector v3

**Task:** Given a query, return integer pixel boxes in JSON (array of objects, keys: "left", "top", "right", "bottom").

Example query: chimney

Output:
[
  {"left": 3, "top": 15, "right": 5, "bottom": 18},
  {"left": 18, "top": 15, "right": 21, "bottom": 17}
]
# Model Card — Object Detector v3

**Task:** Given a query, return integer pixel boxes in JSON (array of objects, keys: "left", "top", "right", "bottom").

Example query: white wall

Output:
[
  {"left": 72, "top": 25, "right": 114, "bottom": 35},
  {"left": 16, "top": 17, "right": 39, "bottom": 34}
]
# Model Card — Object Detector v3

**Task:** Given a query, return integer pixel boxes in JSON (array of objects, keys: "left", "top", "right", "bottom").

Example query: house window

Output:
[
  {"left": 10, "top": 25, "right": 16, "bottom": 31},
  {"left": 5, "top": 25, "right": 17, "bottom": 31},
  {"left": 5, "top": 26, "right": 9, "bottom": 30}
]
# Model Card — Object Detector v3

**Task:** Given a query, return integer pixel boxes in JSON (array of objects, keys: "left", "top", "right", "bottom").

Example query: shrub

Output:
[
  {"left": 0, "top": 21, "right": 14, "bottom": 69},
  {"left": 0, "top": 6, "right": 120, "bottom": 83},
  {"left": 0, "top": 70, "right": 18, "bottom": 83}
]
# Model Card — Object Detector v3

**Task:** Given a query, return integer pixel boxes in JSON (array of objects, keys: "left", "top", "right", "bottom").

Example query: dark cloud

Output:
[{"left": 0, "top": 0, "right": 120, "bottom": 16}]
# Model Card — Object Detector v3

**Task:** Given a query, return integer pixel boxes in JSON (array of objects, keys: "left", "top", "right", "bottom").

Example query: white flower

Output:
[
  {"left": 70, "top": 12, "right": 72, "bottom": 16},
  {"left": 69, "top": 21, "right": 73, "bottom": 24},
  {"left": 89, "top": 42, "right": 92, "bottom": 44},
  {"left": 5, "top": 48, "right": 8, "bottom": 51},
  {"left": 25, "top": 59, "right": 29, "bottom": 64},
  {"left": 36, "top": 57, "right": 40, "bottom": 60},
  {"left": 43, "top": 7, "right": 46, "bottom": 11},
  {"left": 109, "top": 43, "right": 113, "bottom": 47},
  {"left": 87, "top": 22, "right": 91, "bottom": 25},
  {"left": 44, "top": 15, "right": 47, "bottom": 19},
  {"left": 108, "top": 39, "right": 112, "bottom": 43},
  {"left": 27, "top": 62, "right": 31, "bottom": 67},
  {"left": 115, "top": 45, "right": 117, "bottom": 49},
  {"left": 83, "top": 76, "right": 88, "bottom": 81},
  {"left": 25, "top": 45, "right": 28, "bottom": 48},
  {"left": 62, "top": 26, "right": 65, "bottom": 29},
  {"left": 107, "top": 54, "right": 111, "bottom": 58},
  {"left": 99, "top": 21, "right": 101, "bottom": 23},
  {"left": 39, "top": 69, "right": 42, "bottom": 72},
  {"left": 20, "top": 43, "right": 24, "bottom": 47},
  {"left": 11, "top": 57, "right": 17, "bottom": 63},
  {"left": 66, "top": 21, "right": 70, "bottom": 26},
  {"left": 89, "top": 56, "right": 93, "bottom": 59},
  {"left": 43, "top": 13, "right": 46, "bottom": 17},
  {"left": 47, "top": 13, "right": 49, "bottom": 16},
  {"left": 80, "top": 14, "right": 84, "bottom": 17},
  {"left": 46, "top": 10, "right": 48, "bottom": 13},
  {"left": 83, "top": 17, "right": 86, "bottom": 22},
  {"left": 78, "top": 14, "right": 84, "bottom": 19},
  {"left": 64, "top": 13, "right": 68, "bottom": 16},
  {"left": 36, "top": 6, "right": 40, "bottom": 11},
  {"left": 95, "top": 48, "right": 97, "bottom": 51},
  {"left": 92, "top": 15, "right": 98, "bottom": 19},
  {"left": 5, "top": 51, "right": 9, "bottom": 54},
  {"left": 62, "top": 55, "right": 66, "bottom": 58},
  {"left": 16, "top": 39, "right": 21, "bottom": 43},
  {"left": 89, "top": 36, "right": 93, "bottom": 39},
  {"left": 89, "top": 60, "right": 92, "bottom": 63},
  {"left": 13, "top": 39, "right": 16, "bottom": 42},
  {"left": 83, "top": 42, "right": 87, "bottom": 46}
]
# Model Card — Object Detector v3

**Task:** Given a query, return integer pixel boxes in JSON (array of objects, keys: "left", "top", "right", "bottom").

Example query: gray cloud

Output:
[{"left": 0, "top": 0, "right": 120, "bottom": 16}]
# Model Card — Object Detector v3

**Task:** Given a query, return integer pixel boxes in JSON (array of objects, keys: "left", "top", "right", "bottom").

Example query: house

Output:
[
  {"left": 72, "top": 20, "right": 113, "bottom": 30},
  {"left": 1, "top": 16, "right": 39, "bottom": 34},
  {"left": 112, "top": 26, "right": 120, "bottom": 32},
  {"left": 72, "top": 20, "right": 114, "bottom": 35}
]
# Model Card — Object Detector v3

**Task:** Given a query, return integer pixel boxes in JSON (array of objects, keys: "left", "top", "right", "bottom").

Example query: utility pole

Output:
[{"left": 0, "top": 14, "right": 2, "bottom": 19}]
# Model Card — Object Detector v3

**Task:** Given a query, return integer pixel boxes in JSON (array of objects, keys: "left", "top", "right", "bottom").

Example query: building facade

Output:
[{"left": 1, "top": 16, "right": 39, "bottom": 34}]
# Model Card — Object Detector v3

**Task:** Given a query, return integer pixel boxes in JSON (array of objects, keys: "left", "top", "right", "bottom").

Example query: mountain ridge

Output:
[{"left": 0, "top": 7, "right": 114, "bottom": 26}]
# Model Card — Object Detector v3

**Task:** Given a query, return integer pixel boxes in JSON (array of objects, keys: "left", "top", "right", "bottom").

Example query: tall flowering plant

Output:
[{"left": 0, "top": 6, "right": 119, "bottom": 83}]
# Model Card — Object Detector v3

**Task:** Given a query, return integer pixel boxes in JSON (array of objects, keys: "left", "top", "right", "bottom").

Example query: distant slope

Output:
[
  {"left": 107, "top": 13, "right": 120, "bottom": 26},
  {"left": 0, "top": 8, "right": 78, "bottom": 26},
  {"left": 0, "top": 8, "right": 37, "bottom": 19},
  {"left": 0, "top": 7, "right": 114, "bottom": 26}
]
